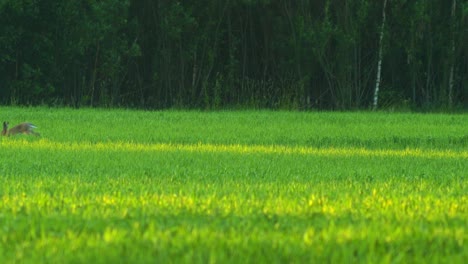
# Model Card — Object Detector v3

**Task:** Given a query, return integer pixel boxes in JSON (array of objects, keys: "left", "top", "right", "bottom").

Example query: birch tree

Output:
[
  {"left": 373, "top": 0, "right": 388, "bottom": 110},
  {"left": 448, "top": 0, "right": 457, "bottom": 108}
]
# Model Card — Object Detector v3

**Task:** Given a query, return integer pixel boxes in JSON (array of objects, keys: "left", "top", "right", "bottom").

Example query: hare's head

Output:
[{"left": 2, "top": 121, "right": 8, "bottom": 136}]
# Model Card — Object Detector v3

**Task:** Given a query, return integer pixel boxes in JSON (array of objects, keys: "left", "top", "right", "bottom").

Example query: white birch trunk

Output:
[
  {"left": 373, "top": 0, "right": 388, "bottom": 110},
  {"left": 448, "top": 0, "right": 456, "bottom": 107}
]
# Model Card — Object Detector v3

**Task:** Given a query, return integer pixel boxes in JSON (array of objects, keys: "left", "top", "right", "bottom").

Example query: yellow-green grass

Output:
[
  {"left": 0, "top": 107, "right": 466, "bottom": 263},
  {"left": 2, "top": 139, "right": 468, "bottom": 159}
]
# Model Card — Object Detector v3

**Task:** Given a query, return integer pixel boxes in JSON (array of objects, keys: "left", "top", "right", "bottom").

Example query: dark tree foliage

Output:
[{"left": 0, "top": 0, "right": 466, "bottom": 110}]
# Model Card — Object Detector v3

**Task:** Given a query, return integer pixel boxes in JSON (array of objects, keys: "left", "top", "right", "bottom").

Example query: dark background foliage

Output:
[{"left": 0, "top": 0, "right": 466, "bottom": 110}]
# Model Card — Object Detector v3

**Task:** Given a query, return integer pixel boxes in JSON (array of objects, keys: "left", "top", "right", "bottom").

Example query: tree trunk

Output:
[
  {"left": 448, "top": 0, "right": 457, "bottom": 108},
  {"left": 373, "top": 0, "right": 388, "bottom": 110}
]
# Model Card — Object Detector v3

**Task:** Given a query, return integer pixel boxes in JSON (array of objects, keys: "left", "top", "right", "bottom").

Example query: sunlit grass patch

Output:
[{"left": 2, "top": 138, "right": 468, "bottom": 159}]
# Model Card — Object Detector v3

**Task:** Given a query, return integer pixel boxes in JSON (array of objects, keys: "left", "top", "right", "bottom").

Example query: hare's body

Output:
[{"left": 2, "top": 121, "right": 40, "bottom": 136}]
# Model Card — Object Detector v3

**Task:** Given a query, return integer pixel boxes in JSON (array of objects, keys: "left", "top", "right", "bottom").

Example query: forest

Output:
[{"left": 0, "top": 0, "right": 466, "bottom": 110}]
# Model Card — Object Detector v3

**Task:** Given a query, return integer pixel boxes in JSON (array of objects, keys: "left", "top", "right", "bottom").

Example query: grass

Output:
[{"left": 0, "top": 107, "right": 467, "bottom": 263}]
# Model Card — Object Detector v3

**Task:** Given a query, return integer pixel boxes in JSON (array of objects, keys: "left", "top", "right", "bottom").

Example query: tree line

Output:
[{"left": 0, "top": 0, "right": 466, "bottom": 110}]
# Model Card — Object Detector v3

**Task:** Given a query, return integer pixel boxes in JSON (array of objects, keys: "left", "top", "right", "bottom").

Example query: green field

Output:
[{"left": 0, "top": 107, "right": 466, "bottom": 263}]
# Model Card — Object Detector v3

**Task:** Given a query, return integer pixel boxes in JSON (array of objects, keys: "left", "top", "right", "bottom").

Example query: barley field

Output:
[{"left": 0, "top": 107, "right": 466, "bottom": 263}]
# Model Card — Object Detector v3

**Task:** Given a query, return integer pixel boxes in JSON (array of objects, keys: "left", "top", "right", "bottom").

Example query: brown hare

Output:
[{"left": 2, "top": 121, "right": 40, "bottom": 136}]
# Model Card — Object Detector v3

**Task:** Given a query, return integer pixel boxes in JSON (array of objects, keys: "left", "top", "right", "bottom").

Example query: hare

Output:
[{"left": 2, "top": 121, "right": 40, "bottom": 136}]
